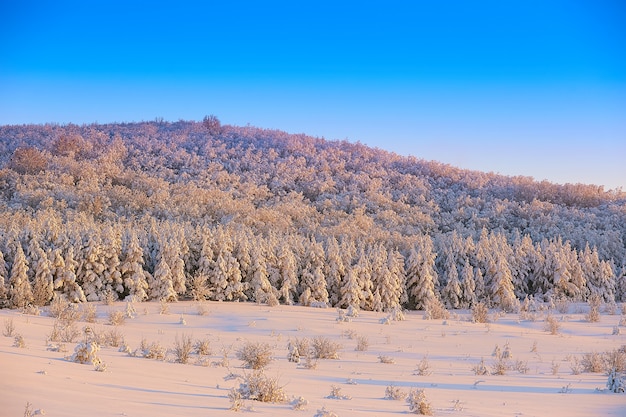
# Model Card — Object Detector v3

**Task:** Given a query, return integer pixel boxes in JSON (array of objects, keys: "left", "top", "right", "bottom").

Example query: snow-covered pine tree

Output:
[
  {"left": 52, "top": 246, "right": 86, "bottom": 303},
  {"left": 405, "top": 235, "right": 438, "bottom": 310},
  {"left": 441, "top": 253, "right": 462, "bottom": 309},
  {"left": 378, "top": 248, "right": 404, "bottom": 312},
  {"left": 325, "top": 237, "right": 346, "bottom": 307},
  {"left": 276, "top": 240, "right": 299, "bottom": 305},
  {"left": 149, "top": 250, "right": 177, "bottom": 302},
  {"left": 76, "top": 233, "right": 106, "bottom": 301},
  {"left": 30, "top": 240, "right": 54, "bottom": 306},
  {"left": 459, "top": 259, "right": 477, "bottom": 308},
  {"left": 0, "top": 249, "right": 8, "bottom": 306},
  {"left": 247, "top": 242, "right": 277, "bottom": 304},
  {"left": 120, "top": 231, "right": 149, "bottom": 301},
  {"left": 9, "top": 244, "right": 33, "bottom": 308},
  {"left": 101, "top": 226, "right": 124, "bottom": 300},
  {"left": 581, "top": 244, "right": 615, "bottom": 302}
]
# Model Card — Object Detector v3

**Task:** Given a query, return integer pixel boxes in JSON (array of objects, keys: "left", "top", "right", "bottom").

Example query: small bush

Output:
[
  {"left": 586, "top": 295, "right": 602, "bottom": 323},
  {"left": 173, "top": 333, "right": 194, "bottom": 364},
  {"left": 414, "top": 356, "right": 432, "bottom": 375},
  {"left": 472, "top": 358, "right": 489, "bottom": 375},
  {"left": 424, "top": 298, "right": 449, "bottom": 320},
  {"left": 314, "top": 407, "right": 339, "bottom": 417},
  {"left": 311, "top": 336, "right": 341, "bottom": 359},
  {"left": 107, "top": 310, "right": 126, "bottom": 326},
  {"left": 3, "top": 318, "right": 15, "bottom": 337},
  {"left": 472, "top": 302, "right": 489, "bottom": 323},
  {"left": 236, "top": 341, "right": 274, "bottom": 370},
  {"left": 13, "top": 334, "right": 26, "bottom": 348},
  {"left": 544, "top": 315, "right": 561, "bottom": 335},
  {"left": 379, "top": 355, "right": 395, "bottom": 364},
  {"left": 407, "top": 389, "right": 432, "bottom": 415},
  {"left": 236, "top": 371, "right": 286, "bottom": 403},
  {"left": 82, "top": 303, "right": 98, "bottom": 323},
  {"left": 385, "top": 384, "right": 407, "bottom": 400},
  {"left": 103, "top": 328, "right": 125, "bottom": 348},
  {"left": 327, "top": 384, "right": 351, "bottom": 400},
  {"left": 291, "top": 396, "right": 308, "bottom": 410},
  {"left": 554, "top": 296, "right": 570, "bottom": 314},
  {"left": 581, "top": 352, "right": 604, "bottom": 373},
  {"left": 607, "top": 369, "right": 625, "bottom": 393},
  {"left": 47, "top": 320, "right": 81, "bottom": 343},
  {"left": 355, "top": 335, "right": 369, "bottom": 352},
  {"left": 70, "top": 341, "right": 101, "bottom": 365},
  {"left": 194, "top": 338, "right": 212, "bottom": 356}
]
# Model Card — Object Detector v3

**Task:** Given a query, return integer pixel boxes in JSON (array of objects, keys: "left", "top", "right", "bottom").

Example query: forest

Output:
[{"left": 0, "top": 118, "right": 625, "bottom": 311}]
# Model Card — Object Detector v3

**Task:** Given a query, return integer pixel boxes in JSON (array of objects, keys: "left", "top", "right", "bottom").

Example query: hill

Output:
[{"left": 0, "top": 118, "right": 624, "bottom": 309}]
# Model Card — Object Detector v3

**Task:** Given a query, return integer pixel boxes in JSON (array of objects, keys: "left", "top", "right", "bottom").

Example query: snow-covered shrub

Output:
[
  {"left": 13, "top": 334, "right": 26, "bottom": 348},
  {"left": 314, "top": 406, "right": 338, "bottom": 417},
  {"left": 70, "top": 340, "right": 101, "bottom": 365},
  {"left": 287, "top": 340, "right": 301, "bottom": 363},
  {"left": 107, "top": 310, "right": 125, "bottom": 326},
  {"left": 379, "top": 355, "right": 395, "bottom": 364},
  {"left": 385, "top": 384, "right": 407, "bottom": 400},
  {"left": 103, "top": 328, "right": 125, "bottom": 347},
  {"left": 134, "top": 338, "right": 167, "bottom": 360},
  {"left": 311, "top": 336, "right": 341, "bottom": 359},
  {"left": 544, "top": 314, "right": 561, "bottom": 335},
  {"left": 326, "top": 385, "right": 351, "bottom": 400},
  {"left": 586, "top": 295, "right": 601, "bottom": 323},
  {"left": 194, "top": 338, "right": 212, "bottom": 356},
  {"left": 3, "top": 318, "right": 15, "bottom": 337},
  {"left": 471, "top": 302, "right": 489, "bottom": 323},
  {"left": 607, "top": 369, "right": 625, "bottom": 393},
  {"left": 581, "top": 352, "right": 604, "bottom": 373},
  {"left": 81, "top": 303, "right": 98, "bottom": 323},
  {"left": 424, "top": 298, "right": 449, "bottom": 320},
  {"left": 236, "top": 341, "right": 274, "bottom": 370},
  {"left": 290, "top": 396, "right": 308, "bottom": 410},
  {"left": 173, "top": 333, "right": 194, "bottom": 364},
  {"left": 472, "top": 358, "right": 489, "bottom": 375},
  {"left": 406, "top": 389, "right": 432, "bottom": 415},
  {"left": 414, "top": 356, "right": 432, "bottom": 375},
  {"left": 355, "top": 335, "right": 369, "bottom": 351},
  {"left": 236, "top": 371, "right": 286, "bottom": 403},
  {"left": 554, "top": 296, "right": 570, "bottom": 314},
  {"left": 47, "top": 320, "right": 80, "bottom": 343}
]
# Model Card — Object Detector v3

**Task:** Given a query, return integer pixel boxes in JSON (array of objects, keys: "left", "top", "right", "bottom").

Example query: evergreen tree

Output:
[
  {"left": 459, "top": 259, "right": 477, "bottom": 308},
  {"left": 441, "top": 254, "right": 462, "bottom": 309},
  {"left": 9, "top": 245, "right": 33, "bottom": 308},
  {"left": 31, "top": 242, "right": 54, "bottom": 306},
  {"left": 149, "top": 252, "right": 177, "bottom": 302},
  {"left": 120, "top": 231, "right": 150, "bottom": 301},
  {"left": 77, "top": 233, "right": 106, "bottom": 301},
  {"left": 52, "top": 247, "right": 86, "bottom": 303},
  {"left": 276, "top": 241, "right": 298, "bottom": 305},
  {"left": 0, "top": 249, "right": 8, "bottom": 305},
  {"left": 405, "top": 235, "right": 438, "bottom": 310}
]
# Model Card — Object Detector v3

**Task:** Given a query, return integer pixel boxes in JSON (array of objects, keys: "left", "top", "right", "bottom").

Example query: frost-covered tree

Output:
[
  {"left": 76, "top": 233, "right": 106, "bottom": 301},
  {"left": 377, "top": 248, "right": 405, "bottom": 312},
  {"left": 325, "top": 237, "right": 346, "bottom": 307},
  {"left": 120, "top": 231, "right": 150, "bottom": 301},
  {"left": 405, "top": 236, "right": 438, "bottom": 310},
  {"left": 149, "top": 252, "right": 177, "bottom": 302},
  {"left": 101, "top": 226, "right": 124, "bottom": 299},
  {"left": 31, "top": 241, "right": 54, "bottom": 306},
  {"left": 247, "top": 243, "right": 277, "bottom": 304},
  {"left": 339, "top": 268, "right": 362, "bottom": 310},
  {"left": 0, "top": 249, "right": 8, "bottom": 305},
  {"left": 299, "top": 237, "right": 328, "bottom": 306},
  {"left": 581, "top": 244, "right": 615, "bottom": 302},
  {"left": 9, "top": 245, "right": 33, "bottom": 308},
  {"left": 459, "top": 259, "right": 477, "bottom": 308},
  {"left": 441, "top": 254, "right": 462, "bottom": 309},
  {"left": 52, "top": 247, "right": 86, "bottom": 303},
  {"left": 276, "top": 241, "right": 299, "bottom": 305}
]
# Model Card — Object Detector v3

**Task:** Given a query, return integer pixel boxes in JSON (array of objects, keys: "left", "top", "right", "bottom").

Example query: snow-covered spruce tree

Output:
[
  {"left": 616, "top": 266, "right": 626, "bottom": 302},
  {"left": 247, "top": 242, "right": 278, "bottom": 305},
  {"left": 76, "top": 233, "right": 106, "bottom": 302},
  {"left": 325, "top": 236, "right": 346, "bottom": 307},
  {"left": 149, "top": 250, "right": 177, "bottom": 302},
  {"left": 510, "top": 233, "right": 535, "bottom": 299},
  {"left": 581, "top": 244, "right": 615, "bottom": 302},
  {"left": 52, "top": 246, "right": 86, "bottom": 303},
  {"left": 405, "top": 235, "right": 438, "bottom": 310},
  {"left": 339, "top": 268, "right": 363, "bottom": 311},
  {"left": 275, "top": 240, "right": 299, "bottom": 305},
  {"left": 30, "top": 240, "right": 54, "bottom": 306},
  {"left": 9, "top": 244, "right": 33, "bottom": 308},
  {"left": 354, "top": 246, "right": 375, "bottom": 310},
  {"left": 459, "top": 259, "right": 477, "bottom": 308},
  {"left": 378, "top": 248, "right": 405, "bottom": 312},
  {"left": 190, "top": 231, "right": 214, "bottom": 301},
  {"left": 120, "top": 231, "right": 149, "bottom": 301},
  {"left": 0, "top": 249, "right": 8, "bottom": 306},
  {"left": 441, "top": 254, "right": 462, "bottom": 309},
  {"left": 299, "top": 237, "right": 329, "bottom": 306},
  {"left": 100, "top": 226, "right": 124, "bottom": 300}
]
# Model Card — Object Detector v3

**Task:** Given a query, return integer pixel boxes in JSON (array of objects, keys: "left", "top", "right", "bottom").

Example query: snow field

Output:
[{"left": 1, "top": 301, "right": 625, "bottom": 416}]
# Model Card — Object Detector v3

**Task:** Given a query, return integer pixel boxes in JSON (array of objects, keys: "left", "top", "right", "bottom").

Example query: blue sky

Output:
[{"left": 1, "top": 1, "right": 625, "bottom": 190}]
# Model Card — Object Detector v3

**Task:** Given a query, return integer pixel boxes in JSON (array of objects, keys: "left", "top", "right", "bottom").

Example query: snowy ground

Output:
[{"left": 1, "top": 301, "right": 625, "bottom": 417}]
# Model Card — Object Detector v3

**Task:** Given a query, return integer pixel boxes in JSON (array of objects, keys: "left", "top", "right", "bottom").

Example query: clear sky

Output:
[{"left": 1, "top": 1, "right": 625, "bottom": 190}]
